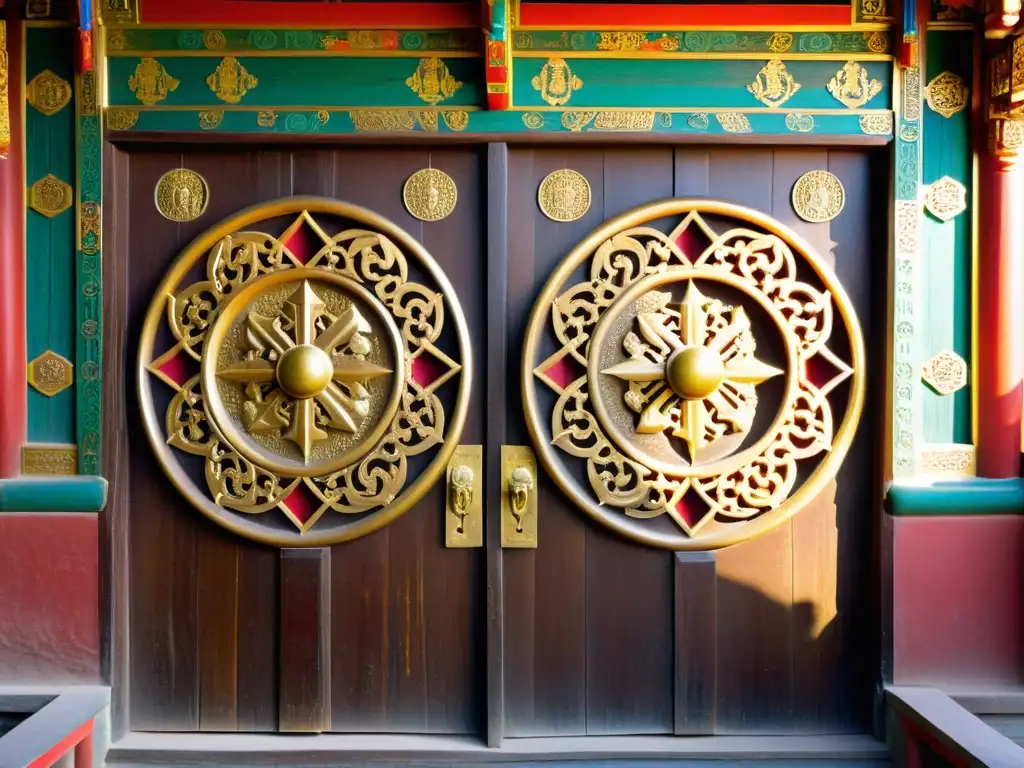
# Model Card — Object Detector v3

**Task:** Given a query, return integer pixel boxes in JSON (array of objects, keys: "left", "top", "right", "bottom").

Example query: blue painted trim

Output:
[
  {"left": 0, "top": 476, "right": 108, "bottom": 513},
  {"left": 886, "top": 478, "right": 1024, "bottom": 516}
]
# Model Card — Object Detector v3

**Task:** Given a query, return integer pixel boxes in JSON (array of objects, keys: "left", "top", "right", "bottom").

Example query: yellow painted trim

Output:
[
  {"left": 103, "top": 22, "right": 473, "bottom": 30},
  {"left": 512, "top": 51, "right": 893, "bottom": 61},
  {"left": 109, "top": 104, "right": 485, "bottom": 112},
  {"left": 107, "top": 49, "right": 480, "bottom": 58},
  {"left": 510, "top": 105, "right": 894, "bottom": 115},
  {"left": 513, "top": 23, "right": 892, "bottom": 32}
]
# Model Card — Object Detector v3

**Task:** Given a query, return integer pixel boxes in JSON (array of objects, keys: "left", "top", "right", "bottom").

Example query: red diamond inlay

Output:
[
  {"left": 153, "top": 346, "right": 199, "bottom": 389},
  {"left": 283, "top": 220, "right": 323, "bottom": 265},
  {"left": 540, "top": 354, "right": 586, "bottom": 391},
  {"left": 670, "top": 493, "right": 709, "bottom": 532},
  {"left": 412, "top": 352, "right": 451, "bottom": 390},
  {"left": 675, "top": 226, "right": 712, "bottom": 261},
  {"left": 281, "top": 482, "right": 320, "bottom": 527}
]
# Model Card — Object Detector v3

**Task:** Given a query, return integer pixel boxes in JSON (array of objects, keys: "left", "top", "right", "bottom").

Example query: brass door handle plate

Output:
[
  {"left": 501, "top": 445, "right": 537, "bottom": 548},
  {"left": 446, "top": 445, "right": 482, "bottom": 548}
]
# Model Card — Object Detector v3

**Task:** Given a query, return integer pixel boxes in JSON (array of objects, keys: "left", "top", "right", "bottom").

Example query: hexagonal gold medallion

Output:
[
  {"left": 28, "top": 350, "right": 74, "bottom": 397},
  {"left": 29, "top": 174, "right": 73, "bottom": 218}
]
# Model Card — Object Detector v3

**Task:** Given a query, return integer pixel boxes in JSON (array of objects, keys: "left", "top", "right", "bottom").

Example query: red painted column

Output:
[
  {"left": 0, "top": 3, "right": 26, "bottom": 479},
  {"left": 975, "top": 119, "right": 1024, "bottom": 478}
]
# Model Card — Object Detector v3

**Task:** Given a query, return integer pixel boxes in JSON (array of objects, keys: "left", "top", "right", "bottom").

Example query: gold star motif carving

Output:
[
  {"left": 216, "top": 280, "right": 391, "bottom": 459},
  {"left": 602, "top": 283, "right": 782, "bottom": 462}
]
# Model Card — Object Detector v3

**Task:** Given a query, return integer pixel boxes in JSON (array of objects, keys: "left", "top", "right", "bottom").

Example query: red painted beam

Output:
[
  {"left": 26, "top": 720, "right": 92, "bottom": 768},
  {"left": 976, "top": 144, "right": 1024, "bottom": 478},
  {"left": 518, "top": 3, "right": 853, "bottom": 27},
  {"left": 0, "top": 4, "right": 26, "bottom": 478},
  {"left": 140, "top": 0, "right": 479, "bottom": 28}
]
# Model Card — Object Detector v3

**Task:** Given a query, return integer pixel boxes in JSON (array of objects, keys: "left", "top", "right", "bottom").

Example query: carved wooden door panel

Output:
[
  {"left": 503, "top": 146, "right": 883, "bottom": 736},
  {"left": 115, "top": 147, "right": 485, "bottom": 734}
]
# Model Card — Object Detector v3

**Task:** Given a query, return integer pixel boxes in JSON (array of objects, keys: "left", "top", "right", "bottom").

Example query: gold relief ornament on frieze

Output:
[
  {"left": 827, "top": 61, "right": 883, "bottom": 109},
  {"left": 523, "top": 201, "right": 864, "bottom": 550},
  {"left": 747, "top": 60, "right": 801, "bottom": 109},
  {"left": 138, "top": 201, "right": 470, "bottom": 545}
]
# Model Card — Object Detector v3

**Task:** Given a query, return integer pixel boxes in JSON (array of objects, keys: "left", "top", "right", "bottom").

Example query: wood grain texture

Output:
[
  {"left": 279, "top": 548, "right": 330, "bottom": 733},
  {"left": 674, "top": 552, "right": 717, "bottom": 736},
  {"left": 485, "top": 143, "right": 509, "bottom": 747}
]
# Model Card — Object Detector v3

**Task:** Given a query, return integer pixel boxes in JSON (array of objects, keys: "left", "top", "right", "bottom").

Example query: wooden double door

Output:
[{"left": 108, "top": 142, "right": 883, "bottom": 739}]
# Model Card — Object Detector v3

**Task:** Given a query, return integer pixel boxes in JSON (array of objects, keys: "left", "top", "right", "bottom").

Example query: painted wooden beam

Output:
[
  {"left": 0, "top": 6, "right": 25, "bottom": 478},
  {"left": 886, "top": 478, "right": 1024, "bottom": 515},
  {"left": 0, "top": 476, "right": 107, "bottom": 512}
]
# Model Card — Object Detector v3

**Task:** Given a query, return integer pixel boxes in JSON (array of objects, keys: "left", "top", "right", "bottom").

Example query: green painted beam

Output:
[
  {"left": 0, "top": 476, "right": 107, "bottom": 513},
  {"left": 886, "top": 478, "right": 1024, "bottom": 516}
]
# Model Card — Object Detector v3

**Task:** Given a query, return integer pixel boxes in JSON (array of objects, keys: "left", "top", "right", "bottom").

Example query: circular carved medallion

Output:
[
  {"left": 138, "top": 198, "right": 471, "bottom": 546},
  {"left": 538, "top": 169, "right": 591, "bottom": 222},
  {"left": 523, "top": 200, "right": 865, "bottom": 550},
  {"left": 403, "top": 168, "right": 457, "bottom": 222},
  {"left": 155, "top": 168, "right": 210, "bottom": 222},
  {"left": 791, "top": 170, "right": 845, "bottom": 223}
]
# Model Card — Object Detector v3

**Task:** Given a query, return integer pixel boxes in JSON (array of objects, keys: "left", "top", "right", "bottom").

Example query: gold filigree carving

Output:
[
  {"left": 198, "top": 110, "right": 223, "bottom": 130},
  {"left": 128, "top": 58, "right": 179, "bottom": 105},
  {"left": 403, "top": 168, "right": 457, "bottom": 222},
  {"left": 21, "top": 444, "right": 77, "bottom": 476},
  {"left": 104, "top": 0, "right": 138, "bottom": 24},
  {"left": 792, "top": 170, "right": 845, "bottom": 223},
  {"left": 895, "top": 200, "right": 919, "bottom": 256},
  {"left": 925, "top": 71, "right": 968, "bottom": 118},
  {"left": 155, "top": 169, "right": 209, "bottom": 223},
  {"left": 206, "top": 57, "right": 258, "bottom": 104},
  {"left": 992, "top": 118, "right": 1024, "bottom": 156},
  {"left": 919, "top": 443, "right": 975, "bottom": 477},
  {"left": 902, "top": 66, "right": 921, "bottom": 122},
  {"left": 922, "top": 350, "right": 968, "bottom": 395},
  {"left": 860, "top": 0, "right": 887, "bottom": 19},
  {"left": 523, "top": 203, "right": 863, "bottom": 549},
  {"left": 80, "top": 202, "right": 101, "bottom": 255},
  {"left": 139, "top": 206, "right": 467, "bottom": 543},
  {"left": 924, "top": 176, "right": 967, "bottom": 222},
  {"left": 351, "top": 110, "right": 418, "bottom": 132},
  {"left": 29, "top": 174, "right": 73, "bottom": 218},
  {"left": 26, "top": 69, "right": 72, "bottom": 116},
  {"left": 106, "top": 109, "right": 139, "bottom": 131},
  {"left": 592, "top": 111, "right": 656, "bottom": 131},
  {"left": 257, "top": 110, "right": 278, "bottom": 128},
  {"left": 715, "top": 112, "right": 752, "bottom": 133},
  {"left": 532, "top": 57, "right": 583, "bottom": 106},
  {"left": 0, "top": 22, "right": 8, "bottom": 160},
  {"left": 28, "top": 350, "right": 74, "bottom": 397},
  {"left": 538, "top": 169, "right": 591, "bottom": 222},
  {"left": 827, "top": 61, "right": 883, "bottom": 109},
  {"left": 406, "top": 57, "right": 462, "bottom": 106},
  {"left": 747, "top": 60, "right": 801, "bottom": 108},
  {"left": 441, "top": 110, "right": 469, "bottom": 131},
  {"left": 859, "top": 113, "right": 893, "bottom": 135},
  {"left": 596, "top": 32, "right": 647, "bottom": 51},
  {"left": 204, "top": 30, "right": 227, "bottom": 50},
  {"left": 785, "top": 113, "right": 814, "bottom": 132},
  {"left": 522, "top": 112, "right": 544, "bottom": 129},
  {"left": 767, "top": 33, "right": 794, "bottom": 53}
]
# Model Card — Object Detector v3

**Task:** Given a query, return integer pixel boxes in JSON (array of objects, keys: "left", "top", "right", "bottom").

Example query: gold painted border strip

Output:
[
  {"left": 512, "top": 51, "right": 893, "bottom": 61},
  {"left": 107, "top": 49, "right": 480, "bottom": 58},
  {"left": 513, "top": 23, "right": 892, "bottom": 32},
  {"left": 110, "top": 104, "right": 893, "bottom": 116}
]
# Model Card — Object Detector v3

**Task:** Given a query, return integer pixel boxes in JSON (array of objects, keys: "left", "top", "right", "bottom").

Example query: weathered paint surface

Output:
[
  {"left": 894, "top": 515, "right": 1024, "bottom": 685},
  {"left": 0, "top": 515, "right": 100, "bottom": 681}
]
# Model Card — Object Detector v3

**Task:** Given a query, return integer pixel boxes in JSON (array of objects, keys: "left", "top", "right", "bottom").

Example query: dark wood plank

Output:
[
  {"left": 127, "top": 150, "right": 201, "bottom": 732},
  {"left": 674, "top": 552, "right": 717, "bottom": 736},
  {"left": 673, "top": 148, "right": 711, "bottom": 198},
  {"left": 197, "top": 530, "right": 239, "bottom": 731},
  {"left": 101, "top": 144, "right": 131, "bottom": 741},
  {"left": 234, "top": 151, "right": 284, "bottom": 734},
  {"left": 584, "top": 148, "right": 675, "bottom": 737},
  {"left": 326, "top": 147, "right": 484, "bottom": 736},
  {"left": 485, "top": 142, "right": 509, "bottom": 747},
  {"left": 279, "top": 548, "right": 331, "bottom": 733},
  {"left": 715, "top": 522, "right": 795, "bottom": 733}
]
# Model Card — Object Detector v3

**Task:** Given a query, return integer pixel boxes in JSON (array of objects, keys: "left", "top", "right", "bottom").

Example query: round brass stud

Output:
[
  {"left": 538, "top": 169, "right": 591, "bottom": 222},
  {"left": 403, "top": 168, "right": 457, "bottom": 222},
  {"left": 666, "top": 347, "right": 725, "bottom": 401},
  {"left": 155, "top": 168, "right": 209, "bottom": 222}
]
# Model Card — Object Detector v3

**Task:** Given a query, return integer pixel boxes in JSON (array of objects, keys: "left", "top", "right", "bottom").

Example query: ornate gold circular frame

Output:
[
  {"left": 138, "top": 197, "right": 472, "bottom": 547},
  {"left": 522, "top": 199, "right": 865, "bottom": 551}
]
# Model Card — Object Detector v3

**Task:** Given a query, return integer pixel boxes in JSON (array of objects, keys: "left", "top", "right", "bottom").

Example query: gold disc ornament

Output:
[
  {"left": 403, "top": 168, "right": 457, "bottom": 222},
  {"left": 155, "top": 168, "right": 209, "bottom": 222},
  {"left": 538, "top": 169, "right": 591, "bottom": 222},
  {"left": 523, "top": 199, "right": 865, "bottom": 550},
  {"left": 791, "top": 170, "right": 845, "bottom": 223},
  {"left": 138, "top": 198, "right": 471, "bottom": 546}
]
